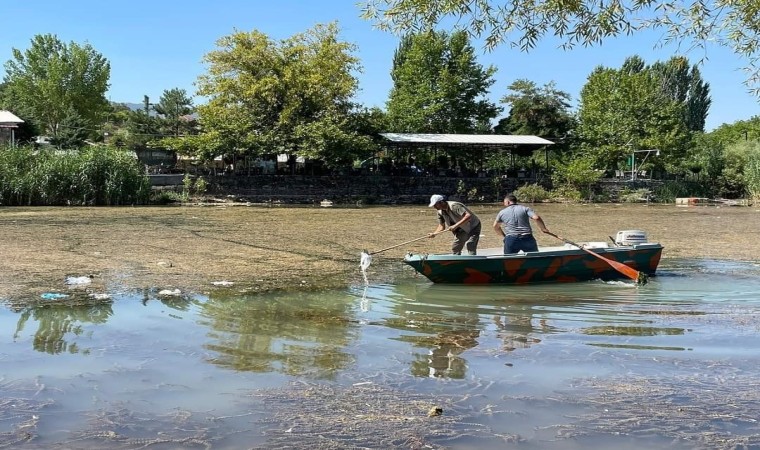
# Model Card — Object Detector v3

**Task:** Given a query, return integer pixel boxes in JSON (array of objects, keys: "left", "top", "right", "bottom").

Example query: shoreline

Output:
[{"left": 1, "top": 203, "right": 758, "bottom": 300}]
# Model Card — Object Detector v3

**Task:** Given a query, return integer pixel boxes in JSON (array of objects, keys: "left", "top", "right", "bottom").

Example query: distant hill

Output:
[
  {"left": 122, "top": 102, "right": 145, "bottom": 112},
  {"left": 114, "top": 102, "right": 197, "bottom": 119}
]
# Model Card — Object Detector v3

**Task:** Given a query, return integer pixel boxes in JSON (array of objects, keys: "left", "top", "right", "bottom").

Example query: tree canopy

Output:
[
  {"left": 154, "top": 88, "right": 194, "bottom": 137},
  {"left": 386, "top": 30, "right": 500, "bottom": 133},
  {"left": 496, "top": 79, "right": 575, "bottom": 140},
  {"left": 360, "top": 0, "right": 760, "bottom": 94},
  {"left": 577, "top": 66, "right": 687, "bottom": 172},
  {"left": 179, "top": 22, "right": 374, "bottom": 167},
  {"left": 1, "top": 34, "right": 110, "bottom": 140}
]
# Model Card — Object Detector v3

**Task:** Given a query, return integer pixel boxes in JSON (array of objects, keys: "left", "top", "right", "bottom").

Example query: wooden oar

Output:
[{"left": 545, "top": 231, "right": 648, "bottom": 284}]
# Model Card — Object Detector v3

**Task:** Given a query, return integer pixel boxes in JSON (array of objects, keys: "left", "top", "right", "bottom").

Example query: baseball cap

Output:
[{"left": 428, "top": 194, "right": 445, "bottom": 207}]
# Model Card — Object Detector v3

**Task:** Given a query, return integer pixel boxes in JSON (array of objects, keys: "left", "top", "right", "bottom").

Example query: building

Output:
[{"left": 0, "top": 110, "right": 24, "bottom": 146}]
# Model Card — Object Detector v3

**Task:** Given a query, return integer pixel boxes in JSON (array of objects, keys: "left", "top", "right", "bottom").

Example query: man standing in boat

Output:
[
  {"left": 493, "top": 194, "right": 550, "bottom": 254},
  {"left": 428, "top": 194, "right": 482, "bottom": 255}
]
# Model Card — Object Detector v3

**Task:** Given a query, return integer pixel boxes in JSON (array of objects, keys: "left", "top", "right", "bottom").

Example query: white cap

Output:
[{"left": 428, "top": 194, "right": 445, "bottom": 207}]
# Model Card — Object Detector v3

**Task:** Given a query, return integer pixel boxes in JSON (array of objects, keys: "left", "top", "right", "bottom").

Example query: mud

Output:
[{"left": 0, "top": 203, "right": 757, "bottom": 300}]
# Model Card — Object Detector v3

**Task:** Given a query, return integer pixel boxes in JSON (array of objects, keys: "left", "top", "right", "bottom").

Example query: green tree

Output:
[
  {"left": 2, "top": 34, "right": 110, "bottom": 142},
  {"left": 576, "top": 63, "right": 690, "bottom": 173},
  {"left": 386, "top": 30, "right": 500, "bottom": 133},
  {"left": 650, "top": 56, "right": 711, "bottom": 132},
  {"left": 709, "top": 115, "right": 760, "bottom": 144},
  {"left": 154, "top": 88, "right": 194, "bottom": 137},
  {"left": 186, "top": 22, "right": 368, "bottom": 168},
  {"left": 496, "top": 79, "right": 575, "bottom": 140},
  {"left": 49, "top": 106, "right": 89, "bottom": 149},
  {"left": 360, "top": 0, "right": 760, "bottom": 93}
]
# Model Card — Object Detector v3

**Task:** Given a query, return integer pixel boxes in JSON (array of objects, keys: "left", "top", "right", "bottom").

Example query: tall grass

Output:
[
  {"left": 0, "top": 145, "right": 150, "bottom": 206},
  {"left": 652, "top": 180, "right": 712, "bottom": 203}
]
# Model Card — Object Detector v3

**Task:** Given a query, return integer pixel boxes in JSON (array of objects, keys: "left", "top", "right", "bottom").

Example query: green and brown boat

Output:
[{"left": 403, "top": 231, "right": 663, "bottom": 285}]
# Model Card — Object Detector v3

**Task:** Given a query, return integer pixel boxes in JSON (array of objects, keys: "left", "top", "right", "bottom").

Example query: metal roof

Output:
[
  {"left": 0, "top": 110, "right": 24, "bottom": 124},
  {"left": 380, "top": 133, "right": 553, "bottom": 145}
]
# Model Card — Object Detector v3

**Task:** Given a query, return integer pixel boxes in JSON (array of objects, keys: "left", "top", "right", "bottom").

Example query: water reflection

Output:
[
  {"left": 384, "top": 284, "right": 566, "bottom": 378},
  {"left": 12, "top": 300, "right": 113, "bottom": 354},
  {"left": 198, "top": 290, "right": 358, "bottom": 378}
]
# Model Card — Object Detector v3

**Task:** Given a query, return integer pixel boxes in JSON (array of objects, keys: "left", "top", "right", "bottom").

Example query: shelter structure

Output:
[
  {"left": 0, "top": 110, "right": 24, "bottom": 147},
  {"left": 379, "top": 133, "right": 554, "bottom": 176}
]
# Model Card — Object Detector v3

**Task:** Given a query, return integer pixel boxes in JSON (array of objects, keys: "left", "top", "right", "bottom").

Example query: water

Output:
[{"left": 2, "top": 259, "right": 760, "bottom": 449}]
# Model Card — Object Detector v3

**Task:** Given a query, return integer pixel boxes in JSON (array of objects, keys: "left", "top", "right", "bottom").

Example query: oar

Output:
[{"left": 545, "top": 231, "right": 648, "bottom": 285}]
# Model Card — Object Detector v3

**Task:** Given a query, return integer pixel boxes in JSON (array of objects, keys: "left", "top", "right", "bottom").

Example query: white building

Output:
[{"left": 0, "top": 110, "right": 24, "bottom": 146}]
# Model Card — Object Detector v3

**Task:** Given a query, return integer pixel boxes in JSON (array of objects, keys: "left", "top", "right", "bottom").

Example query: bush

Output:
[
  {"left": 653, "top": 180, "right": 712, "bottom": 203},
  {"left": 550, "top": 186, "right": 583, "bottom": 203},
  {"left": 618, "top": 188, "right": 652, "bottom": 203},
  {"left": 513, "top": 183, "right": 550, "bottom": 202},
  {"left": 0, "top": 145, "right": 150, "bottom": 206}
]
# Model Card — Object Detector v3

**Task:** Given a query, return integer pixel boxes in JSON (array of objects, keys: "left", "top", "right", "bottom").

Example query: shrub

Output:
[
  {"left": 550, "top": 186, "right": 583, "bottom": 203},
  {"left": 513, "top": 183, "right": 550, "bottom": 202},
  {"left": 618, "top": 188, "right": 652, "bottom": 203},
  {"left": 0, "top": 145, "right": 150, "bottom": 206}
]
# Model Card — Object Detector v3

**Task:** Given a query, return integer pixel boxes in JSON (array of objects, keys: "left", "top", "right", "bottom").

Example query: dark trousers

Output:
[{"left": 504, "top": 234, "right": 538, "bottom": 254}]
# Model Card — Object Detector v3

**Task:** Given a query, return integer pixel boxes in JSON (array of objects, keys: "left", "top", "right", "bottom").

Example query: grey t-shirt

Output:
[
  {"left": 437, "top": 201, "right": 480, "bottom": 233},
  {"left": 495, "top": 204, "right": 536, "bottom": 235}
]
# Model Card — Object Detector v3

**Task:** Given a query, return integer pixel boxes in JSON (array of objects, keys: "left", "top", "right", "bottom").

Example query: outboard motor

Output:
[{"left": 615, "top": 230, "right": 648, "bottom": 246}]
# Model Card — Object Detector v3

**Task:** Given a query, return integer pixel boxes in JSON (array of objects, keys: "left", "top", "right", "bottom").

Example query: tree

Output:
[
  {"left": 386, "top": 30, "right": 500, "bottom": 133},
  {"left": 360, "top": 0, "right": 760, "bottom": 94},
  {"left": 650, "top": 56, "right": 711, "bottom": 132},
  {"left": 186, "top": 22, "right": 370, "bottom": 168},
  {"left": 708, "top": 115, "right": 760, "bottom": 144},
  {"left": 2, "top": 34, "right": 110, "bottom": 142},
  {"left": 49, "top": 106, "right": 89, "bottom": 149},
  {"left": 576, "top": 63, "right": 690, "bottom": 172},
  {"left": 154, "top": 88, "right": 194, "bottom": 137},
  {"left": 496, "top": 79, "right": 575, "bottom": 140}
]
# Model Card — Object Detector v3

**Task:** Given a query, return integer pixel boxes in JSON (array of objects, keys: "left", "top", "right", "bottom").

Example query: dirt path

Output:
[{"left": 1, "top": 203, "right": 758, "bottom": 299}]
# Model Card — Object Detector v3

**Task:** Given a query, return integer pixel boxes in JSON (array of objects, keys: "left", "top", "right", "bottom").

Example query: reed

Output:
[{"left": 0, "top": 145, "right": 150, "bottom": 206}]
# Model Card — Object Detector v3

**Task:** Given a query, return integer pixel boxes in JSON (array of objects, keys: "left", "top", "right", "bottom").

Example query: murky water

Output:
[{"left": 2, "top": 259, "right": 760, "bottom": 449}]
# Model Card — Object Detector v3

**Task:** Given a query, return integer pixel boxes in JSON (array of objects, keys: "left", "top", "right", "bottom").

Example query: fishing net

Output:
[{"left": 359, "top": 251, "right": 372, "bottom": 284}]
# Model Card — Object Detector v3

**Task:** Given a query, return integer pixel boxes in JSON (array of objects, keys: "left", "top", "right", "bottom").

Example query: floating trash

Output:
[
  {"left": 66, "top": 276, "right": 92, "bottom": 285},
  {"left": 211, "top": 281, "right": 234, "bottom": 286},
  {"left": 88, "top": 293, "right": 111, "bottom": 301},
  {"left": 41, "top": 293, "right": 69, "bottom": 300},
  {"left": 157, "top": 289, "right": 182, "bottom": 296}
]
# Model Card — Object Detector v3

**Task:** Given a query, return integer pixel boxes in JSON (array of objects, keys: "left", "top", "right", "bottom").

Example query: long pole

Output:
[
  {"left": 368, "top": 230, "right": 446, "bottom": 255},
  {"left": 631, "top": 150, "right": 636, "bottom": 181}
]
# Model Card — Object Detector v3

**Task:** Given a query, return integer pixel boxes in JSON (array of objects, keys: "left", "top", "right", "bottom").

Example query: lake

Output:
[{"left": 2, "top": 257, "right": 760, "bottom": 449}]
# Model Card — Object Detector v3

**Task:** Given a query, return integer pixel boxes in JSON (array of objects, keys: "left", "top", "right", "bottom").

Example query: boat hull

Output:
[{"left": 403, "top": 244, "right": 663, "bottom": 284}]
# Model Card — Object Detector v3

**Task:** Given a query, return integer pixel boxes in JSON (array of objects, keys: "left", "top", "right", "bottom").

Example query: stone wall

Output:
[
  {"left": 209, "top": 174, "right": 531, "bottom": 204},
  {"left": 207, "top": 175, "right": 661, "bottom": 205}
]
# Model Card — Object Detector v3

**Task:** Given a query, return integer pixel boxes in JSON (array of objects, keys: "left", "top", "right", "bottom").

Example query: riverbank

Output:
[{"left": 1, "top": 203, "right": 758, "bottom": 300}]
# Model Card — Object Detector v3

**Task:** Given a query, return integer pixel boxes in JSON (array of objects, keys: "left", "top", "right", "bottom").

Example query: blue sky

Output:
[{"left": 1, "top": 0, "right": 757, "bottom": 131}]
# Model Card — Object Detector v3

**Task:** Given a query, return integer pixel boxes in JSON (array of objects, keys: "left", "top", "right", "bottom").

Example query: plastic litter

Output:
[
  {"left": 158, "top": 289, "right": 182, "bottom": 296},
  {"left": 211, "top": 281, "right": 234, "bottom": 286},
  {"left": 66, "top": 276, "right": 92, "bottom": 285},
  {"left": 41, "top": 293, "right": 69, "bottom": 300},
  {"left": 89, "top": 293, "right": 111, "bottom": 300}
]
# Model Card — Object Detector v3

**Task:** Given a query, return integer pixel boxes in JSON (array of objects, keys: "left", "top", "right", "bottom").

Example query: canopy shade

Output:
[{"left": 380, "top": 133, "right": 553, "bottom": 146}]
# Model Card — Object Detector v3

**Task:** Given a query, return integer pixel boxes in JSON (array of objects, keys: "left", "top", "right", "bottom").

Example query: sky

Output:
[{"left": 1, "top": 0, "right": 757, "bottom": 131}]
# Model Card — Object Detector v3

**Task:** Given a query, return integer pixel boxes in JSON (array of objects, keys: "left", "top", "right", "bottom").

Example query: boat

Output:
[{"left": 403, "top": 230, "right": 663, "bottom": 284}]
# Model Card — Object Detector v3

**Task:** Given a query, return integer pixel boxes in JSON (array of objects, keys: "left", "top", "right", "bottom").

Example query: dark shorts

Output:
[{"left": 504, "top": 234, "right": 538, "bottom": 254}]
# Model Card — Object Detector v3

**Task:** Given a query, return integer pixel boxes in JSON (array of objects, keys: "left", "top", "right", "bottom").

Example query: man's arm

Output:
[
  {"left": 492, "top": 219, "right": 505, "bottom": 238},
  {"left": 531, "top": 214, "right": 550, "bottom": 233}
]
